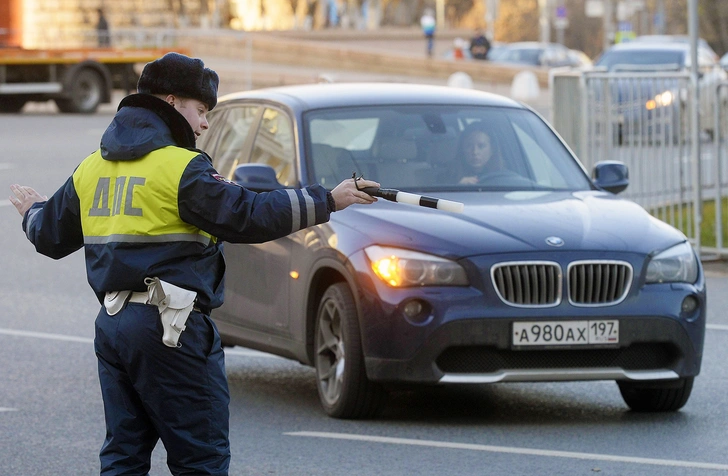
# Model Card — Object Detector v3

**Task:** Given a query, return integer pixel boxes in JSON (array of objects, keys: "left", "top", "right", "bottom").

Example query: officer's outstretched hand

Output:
[
  {"left": 9, "top": 184, "right": 47, "bottom": 217},
  {"left": 330, "top": 178, "right": 380, "bottom": 211}
]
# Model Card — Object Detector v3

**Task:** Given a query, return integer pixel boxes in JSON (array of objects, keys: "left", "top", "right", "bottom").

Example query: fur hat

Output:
[{"left": 137, "top": 52, "right": 219, "bottom": 110}]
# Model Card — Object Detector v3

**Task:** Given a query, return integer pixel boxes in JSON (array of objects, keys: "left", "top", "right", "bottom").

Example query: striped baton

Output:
[{"left": 354, "top": 175, "right": 464, "bottom": 213}]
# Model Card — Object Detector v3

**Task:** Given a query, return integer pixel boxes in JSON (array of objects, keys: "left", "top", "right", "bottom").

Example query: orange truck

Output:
[
  {"left": 0, "top": 1, "right": 181, "bottom": 113},
  {"left": 0, "top": 47, "right": 185, "bottom": 113}
]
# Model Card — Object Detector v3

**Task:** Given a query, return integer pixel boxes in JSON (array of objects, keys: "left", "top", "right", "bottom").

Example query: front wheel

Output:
[
  {"left": 618, "top": 377, "right": 694, "bottom": 412},
  {"left": 314, "top": 283, "right": 386, "bottom": 419}
]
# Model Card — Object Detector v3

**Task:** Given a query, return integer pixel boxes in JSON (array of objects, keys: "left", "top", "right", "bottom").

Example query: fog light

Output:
[
  {"left": 681, "top": 296, "right": 699, "bottom": 314},
  {"left": 401, "top": 299, "right": 431, "bottom": 325},
  {"left": 403, "top": 300, "right": 423, "bottom": 318}
]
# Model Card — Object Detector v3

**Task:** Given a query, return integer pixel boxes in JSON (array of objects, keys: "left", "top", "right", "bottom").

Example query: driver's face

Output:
[{"left": 464, "top": 131, "right": 492, "bottom": 171}]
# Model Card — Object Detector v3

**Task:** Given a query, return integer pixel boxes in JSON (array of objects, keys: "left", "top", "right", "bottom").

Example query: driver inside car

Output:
[{"left": 457, "top": 122, "right": 506, "bottom": 184}]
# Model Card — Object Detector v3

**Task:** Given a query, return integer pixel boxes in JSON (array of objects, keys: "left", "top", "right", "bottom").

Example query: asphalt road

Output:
[{"left": 2, "top": 112, "right": 728, "bottom": 476}]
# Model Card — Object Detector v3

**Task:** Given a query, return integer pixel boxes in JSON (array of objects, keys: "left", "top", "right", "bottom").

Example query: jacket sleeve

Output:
[
  {"left": 178, "top": 155, "right": 332, "bottom": 244},
  {"left": 22, "top": 176, "right": 84, "bottom": 259}
]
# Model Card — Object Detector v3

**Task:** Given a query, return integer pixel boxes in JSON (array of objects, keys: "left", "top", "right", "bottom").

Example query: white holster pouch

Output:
[
  {"left": 104, "top": 290, "right": 132, "bottom": 316},
  {"left": 144, "top": 277, "right": 198, "bottom": 348}
]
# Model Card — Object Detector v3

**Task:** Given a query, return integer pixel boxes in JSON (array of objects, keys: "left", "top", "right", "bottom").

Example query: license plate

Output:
[{"left": 512, "top": 320, "right": 619, "bottom": 347}]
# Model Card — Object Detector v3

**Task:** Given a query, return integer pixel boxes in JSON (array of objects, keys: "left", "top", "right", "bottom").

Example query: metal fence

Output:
[{"left": 552, "top": 69, "right": 728, "bottom": 258}]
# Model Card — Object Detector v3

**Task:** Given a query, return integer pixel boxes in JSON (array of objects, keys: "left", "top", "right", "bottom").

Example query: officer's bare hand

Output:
[
  {"left": 8, "top": 184, "right": 47, "bottom": 217},
  {"left": 330, "top": 178, "right": 380, "bottom": 211}
]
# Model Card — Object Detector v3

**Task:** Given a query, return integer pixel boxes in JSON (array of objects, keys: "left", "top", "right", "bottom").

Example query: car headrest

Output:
[{"left": 374, "top": 137, "right": 418, "bottom": 162}]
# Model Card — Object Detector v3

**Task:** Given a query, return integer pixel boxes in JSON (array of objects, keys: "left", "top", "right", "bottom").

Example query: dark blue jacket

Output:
[{"left": 23, "top": 94, "right": 333, "bottom": 312}]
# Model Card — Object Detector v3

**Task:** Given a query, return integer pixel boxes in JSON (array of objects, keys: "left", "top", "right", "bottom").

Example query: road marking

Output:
[
  {"left": 0, "top": 408, "right": 18, "bottom": 412},
  {"left": 286, "top": 431, "right": 728, "bottom": 471},
  {"left": 0, "top": 328, "right": 92, "bottom": 343},
  {"left": 707, "top": 324, "right": 728, "bottom": 331},
  {"left": 0, "top": 199, "right": 11, "bottom": 208},
  {"left": 0, "top": 163, "right": 14, "bottom": 170},
  {"left": 224, "top": 347, "right": 285, "bottom": 359}
]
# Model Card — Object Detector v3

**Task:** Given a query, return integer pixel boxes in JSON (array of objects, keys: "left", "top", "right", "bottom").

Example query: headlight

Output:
[
  {"left": 645, "top": 242, "right": 698, "bottom": 284},
  {"left": 364, "top": 246, "right": 469, "bottom": 287},
  {"left": 645, "top": 91, "right": 674, "bottom": 110}
]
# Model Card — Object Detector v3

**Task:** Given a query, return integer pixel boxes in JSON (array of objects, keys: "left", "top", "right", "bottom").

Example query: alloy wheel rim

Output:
[{"left": 316, "top": 299, "right": 346, "bottom": 405}]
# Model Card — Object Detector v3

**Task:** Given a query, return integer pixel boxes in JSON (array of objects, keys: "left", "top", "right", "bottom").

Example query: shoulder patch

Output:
[{"left": 211, "top": 174, "right": 240, "bottom": 186}]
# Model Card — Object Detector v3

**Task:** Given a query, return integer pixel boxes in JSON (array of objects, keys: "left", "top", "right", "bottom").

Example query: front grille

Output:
[
  {"left": 436, "top": 344, "right": 678, "bottom": 374},
  {"left": 491, "top": 261, "right": 561, "bottom": 307},
  {"left": 568, "top": 261, "right": 632, "bottom": 306}
]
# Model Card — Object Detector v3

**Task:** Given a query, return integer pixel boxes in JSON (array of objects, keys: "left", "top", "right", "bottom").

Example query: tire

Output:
[
  {"left": 618, "top": 377, "right": 694, "bottom": 412},
  {"left": 55, "top": 68, "right": 104, "bottom": 113},
  {"left": 314, "top": 283, "right": 387, "bottom": 419},
  {"left": 0, "top": 97, "right": 27, "bottom": 113}
]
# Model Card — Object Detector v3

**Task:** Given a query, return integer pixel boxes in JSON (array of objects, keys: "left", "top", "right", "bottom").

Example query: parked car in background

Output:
[
  {"left": 721, "top": 52, "right": 728, "bottom": 70},
  {"left": 632, "top": 35, "right": 719, "bottom": 62},
  {"left": 593, "top": 41, "right": 727, "bottom": 142},
  {"left": 487, "top": 42, "right": 587, "bottom": 68},
  {"left": 198, "top": 83, "right": 705, "bottom": 419},
  {"left": 567, "top": 48, "right": 593, "bottom": 68}
]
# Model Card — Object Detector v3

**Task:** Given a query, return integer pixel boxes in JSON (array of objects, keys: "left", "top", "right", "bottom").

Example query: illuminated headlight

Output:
[
  {"left": 645, "top": 242, "right": 698, "bottom": 284},
  {"left": 645, "top": 91, "right": 674, "bottom": 110},
  {"left": 364, "top": 246, "right": 469, "bottom": 287}
]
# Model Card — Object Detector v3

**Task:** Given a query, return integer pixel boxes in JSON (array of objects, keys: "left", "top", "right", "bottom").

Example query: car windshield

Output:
[
  {"left": 304, "top": 105, "right": 593, "bottom": 192},
  {"left": 595, "top": 50, "right": 685, "bottom": 71},
  {"left": 493, "top": 48, "right": 542, "bottom": 65}
]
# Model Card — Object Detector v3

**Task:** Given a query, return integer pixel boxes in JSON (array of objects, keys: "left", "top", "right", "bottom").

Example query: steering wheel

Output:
[{"left": 477, "top": 170, "right": 531, "bottom": 186}]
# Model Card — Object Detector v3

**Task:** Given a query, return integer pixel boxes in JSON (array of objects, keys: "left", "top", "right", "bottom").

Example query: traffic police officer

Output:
[{"left": 9, "top": 52, "right": 379, "bottom": 475}]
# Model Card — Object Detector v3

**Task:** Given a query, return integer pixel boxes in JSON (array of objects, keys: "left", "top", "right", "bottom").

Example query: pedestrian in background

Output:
[
  {"left": 420, "top": 8, "right": 436, "bottom": 58},
  {"left": 8, "top": 52, "right": 379, "bottom": 475},
  {"left": 96, "top": 8, "right": 110, "bottom": 47},
  {"left": 469, "top": 28, "right": 491, "bottom": 60}
]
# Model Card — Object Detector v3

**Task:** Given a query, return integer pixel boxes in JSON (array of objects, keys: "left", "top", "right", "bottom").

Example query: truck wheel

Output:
[
  {"left": 314, "top": 283, "right": 387, "bottom": 419},
  {"left": 618, "top": 377, "right": 693, "bottom": 412},
  {"left": 0, "top": 97, "right": 27, "bottom": 113},
  {"left": 55, "top": 69, "right": 104, "bottom": 113}
]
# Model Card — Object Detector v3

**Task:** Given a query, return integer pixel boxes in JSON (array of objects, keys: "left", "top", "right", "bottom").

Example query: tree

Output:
[
  {"left": 493, "top": 0, "right": 539, "bottom": 43},
  {"left": 559, "top": 0, "right": 604, "bottom": 58},
  {"left": 699, "top": 0, "right": 728, "bottom": 55}
]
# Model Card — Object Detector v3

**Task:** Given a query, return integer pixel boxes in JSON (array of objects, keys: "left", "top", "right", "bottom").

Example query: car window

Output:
[
  {"left": 310, "top": 117, "right": 378, "bottom": 150},
  {"left": 504, "top": 48, "right": 541, "bottom": 65},
  {"left": 197, "top": 108, "right": 228, "bottom": 157},
  {"left": 250, "top": 107, "right": 296, "bottom": 186},
  {"left": 595, "top": 50, "right": 685, "bottom": 71},
  {"left": 512, "top": 122, "right": 570, "bottom": 188},
  {"left": 303, "top": 106, "right": 592, "bottom": 192},
  {"left": 208, "top": 105, "right": 260, "bottom": 179}
]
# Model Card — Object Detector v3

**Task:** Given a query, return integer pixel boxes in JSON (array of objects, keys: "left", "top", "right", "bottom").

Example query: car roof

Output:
[
  {"left": 603, "top": 42, "right": 691, "bottom": 53},
  {"left": 633, "top": 35, "right": 713, "bottom": 48},
  {"left": 217, "top": 82, "right": 523, "bottom": 112},
  {"left": 631, "top": 35, "right": 719, "bottom": 60},
  {"left": 497, "top": 42, "right": 564, "bottom": 49}
]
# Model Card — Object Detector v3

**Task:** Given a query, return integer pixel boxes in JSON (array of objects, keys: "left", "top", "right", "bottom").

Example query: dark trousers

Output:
[
  {"left": 94, "top": 303, "right": 230, "bottom": 475},
  {"left": 426, "top": 34, "right": 434, "bottom": 57}
]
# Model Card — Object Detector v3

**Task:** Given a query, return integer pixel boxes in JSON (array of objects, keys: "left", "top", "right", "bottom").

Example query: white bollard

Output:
[
  {"left": 447, "top": 72, "right": 473, "bottom": 89},
  {"left": 510, "top": 71, "right": 541, "bottom": 101}
]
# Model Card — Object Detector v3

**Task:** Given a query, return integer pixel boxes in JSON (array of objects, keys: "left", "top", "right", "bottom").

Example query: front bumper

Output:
[{"left": 365, "top": 316, "right": 699, "bottom": 384}]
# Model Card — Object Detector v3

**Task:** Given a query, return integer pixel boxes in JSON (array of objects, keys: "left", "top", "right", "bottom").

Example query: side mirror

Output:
[
  {"left": 593, "top": 161, "right": 629, "bottom": 194},
  {"left": 232, "top": 164, "right": 284, "bottom": 192}
]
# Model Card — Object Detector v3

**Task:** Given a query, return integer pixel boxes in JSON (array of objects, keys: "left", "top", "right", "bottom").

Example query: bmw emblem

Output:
[{"left": 546, "top": 236, "right": 564, "bottom": 247}]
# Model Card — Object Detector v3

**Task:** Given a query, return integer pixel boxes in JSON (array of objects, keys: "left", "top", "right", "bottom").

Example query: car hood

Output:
[{"left": 336, "top": 190, "right": 685, "bottom": 258}]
